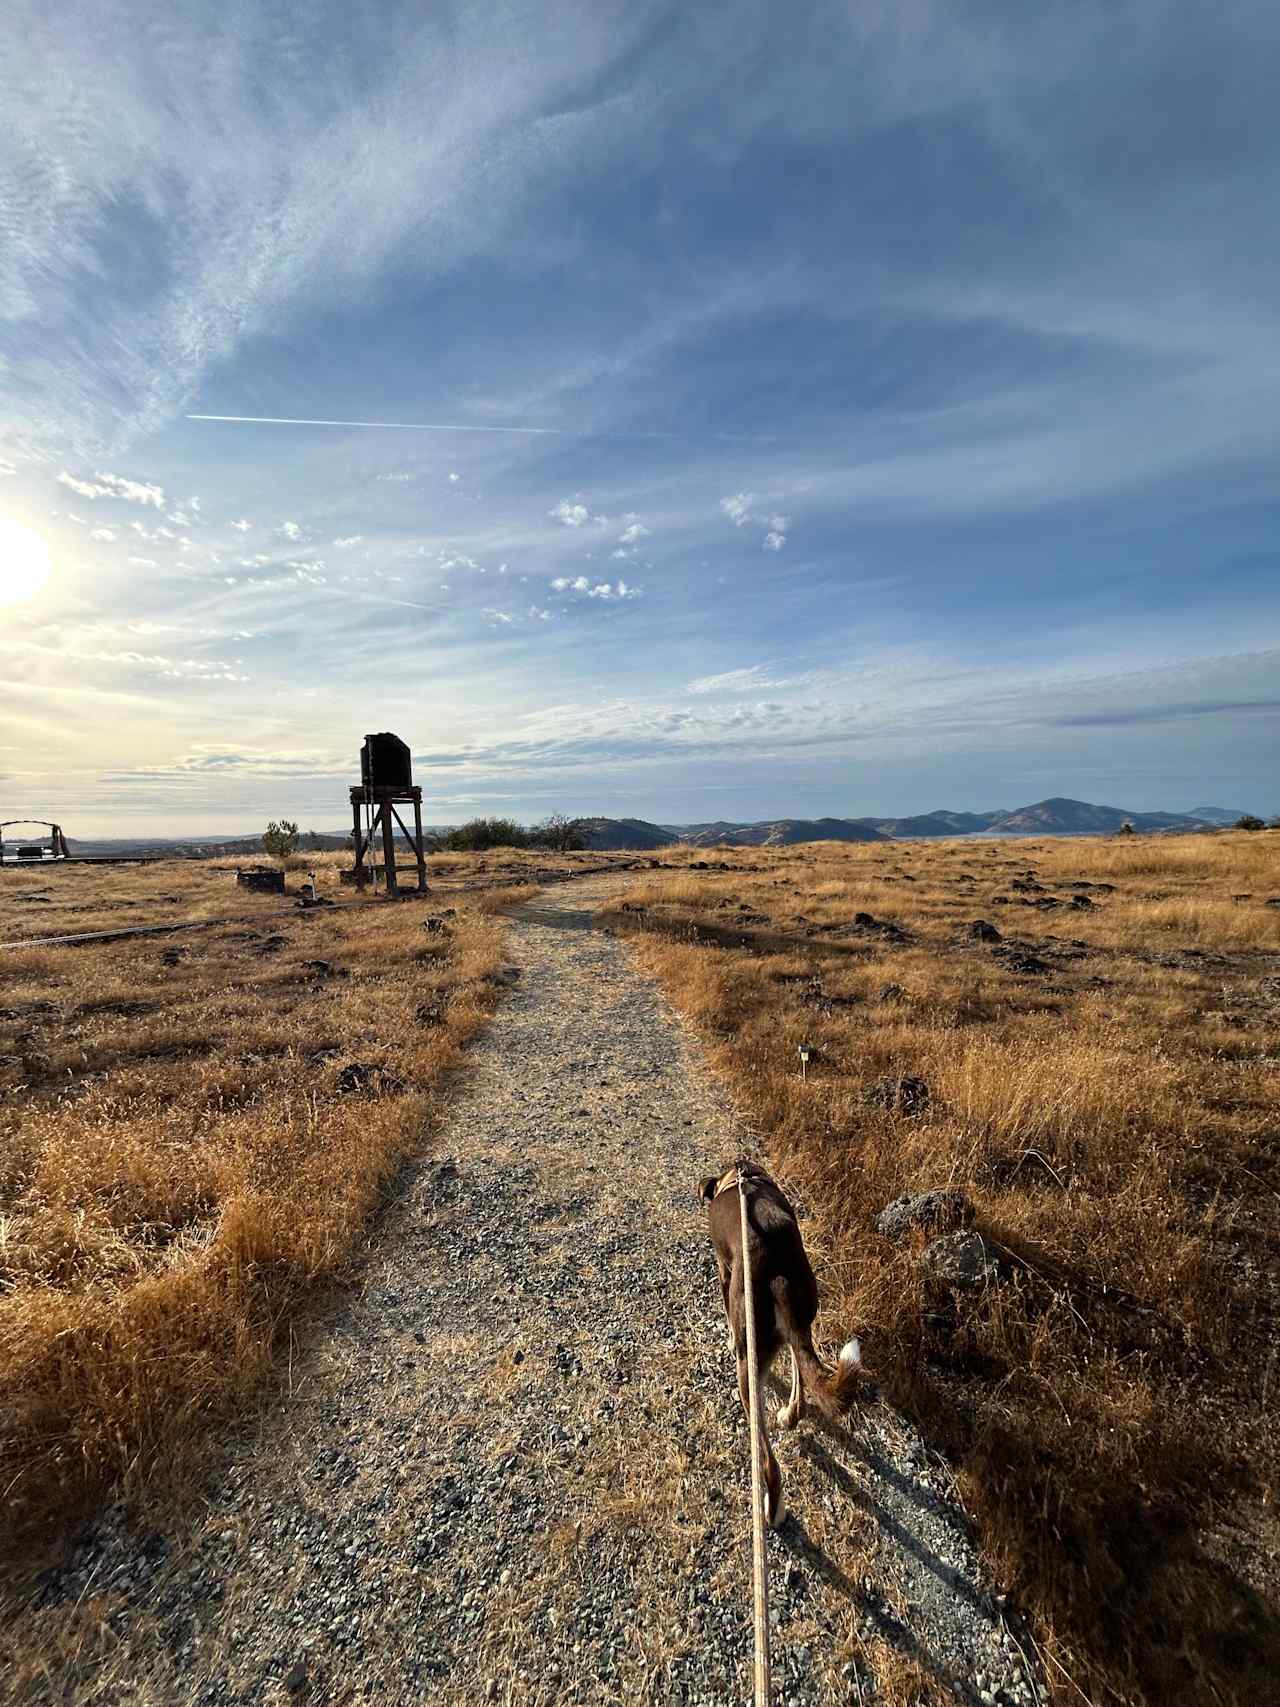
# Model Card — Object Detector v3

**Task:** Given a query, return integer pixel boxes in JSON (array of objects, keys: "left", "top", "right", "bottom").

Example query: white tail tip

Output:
[{"left": 839, "top": 1338, "right": 862, "bottom": 1369}]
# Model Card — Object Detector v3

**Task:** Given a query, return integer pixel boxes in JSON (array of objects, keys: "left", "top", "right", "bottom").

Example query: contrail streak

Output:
[
  {"left": 187, "top": 412, "right": 680, "bottom": 440},
  {"left": 186, "top": 413, "right": 776, "bottom": 442}
]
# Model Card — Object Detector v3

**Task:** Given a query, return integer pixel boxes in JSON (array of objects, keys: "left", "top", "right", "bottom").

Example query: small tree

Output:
[
  {"left": 533, "top": 812, "right": 585, "bottom": 853},
  {"left": 262, "top": 819, "right": 299, "bottom": 860},
  {"left": 443, "top": 817, "right": 530, "bottom": 852},
  {"left": 1118, "top": 820, "right": 1135, "bottom": 836},
  {"left": 1234, "top": 814, "right": 1265, "bottom": 832}
]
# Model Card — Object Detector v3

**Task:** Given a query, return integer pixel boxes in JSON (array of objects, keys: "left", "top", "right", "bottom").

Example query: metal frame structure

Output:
[
  {"left": 0, "top": 819, "right": 70, "bottom": 863},
  {"left": 348, "top": 734, "right": 428, "bottom": 897}
]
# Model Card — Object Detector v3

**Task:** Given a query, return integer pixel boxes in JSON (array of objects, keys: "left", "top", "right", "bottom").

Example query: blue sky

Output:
[{"left": 1, "top": 1, "right": 1277, "bottom": 834}]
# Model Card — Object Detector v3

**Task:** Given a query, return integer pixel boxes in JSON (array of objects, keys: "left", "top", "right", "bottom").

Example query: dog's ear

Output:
[{"left": 698, "top": 1175, "right": 718, "bottom": 1205}]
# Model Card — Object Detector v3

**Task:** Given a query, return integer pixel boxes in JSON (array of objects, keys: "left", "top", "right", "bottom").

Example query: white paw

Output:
[
  {"left": 839, "top": 1338, "right": 862, "bottom": 1368},
  {"left": 776, "top": 1403, "right": 800, "bottom": 1431}
]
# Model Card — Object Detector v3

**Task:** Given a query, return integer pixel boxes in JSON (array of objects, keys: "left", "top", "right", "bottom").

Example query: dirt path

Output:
[{"left": 5, "top": 877, "right": 1041, "bottom": 1707}]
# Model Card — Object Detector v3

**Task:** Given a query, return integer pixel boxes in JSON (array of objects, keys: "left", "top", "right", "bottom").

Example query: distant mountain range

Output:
[
  {"left": 42, "top": 798, "right": 1258, "bottom": 860},
  {"left": 667, "top": 816, "right": 891, "bottom": 848},
  {"left": 576, "top": 798, "right": 1256, "bottom": 850}
]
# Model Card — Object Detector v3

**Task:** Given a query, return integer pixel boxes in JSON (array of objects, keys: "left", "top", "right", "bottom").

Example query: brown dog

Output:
[{"left": 699, "top": 1158, "right": 862, "bottom": 1526}]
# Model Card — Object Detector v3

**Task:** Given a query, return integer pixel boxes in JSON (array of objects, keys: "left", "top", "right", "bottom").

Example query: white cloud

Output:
[
  {"left": 687, "top": 665, "right": 789, "bottom": 695},
  {"left": 89, "top": 526, "right": 117, "bottom": 542},
  {"left": 448, "top": 472, "right": 461, "bottom": 484},
  {"left": 720, "top": 492, "right": 756, "bottom": 527},
  {"left": 230, "top": 518, "right": 251, "bottom": 532},
  {"left": 278, "top": 520, "right": 303, "bottom": 542},
  {"left": 333, "top": 534, "right": 363, "bottom": 548},
  {"left": 167, "top": 508, "right": 193, "bottom": 527},
  {"left": 720, "top": 492, "right": 789, "bottom": 550},
  {"left": 128, "top": 556, "right": 159, "bottom": 568},
  {"left": 618, "top": 518, "right": 650, "bottom": 545},
  {"left": 549, "top": 497, "right": 612, "bottom": 529},
  {"left": 551, "top": 574, "right": 640, "bottom": 602},
  {"left": 57, "top": 470, "right": 166, "bottom": 507},
  {"left": 73, "top": 648, "right": 249, "bottom": 683},
  {"left": 0, "top": 459, "right": 16, "bottom": 477},
  {"left": 481, "top": 603, "right": 552, "bottom": 625},
  {"left": 377, "top": 472, "right": 415, "bottom": 483}
]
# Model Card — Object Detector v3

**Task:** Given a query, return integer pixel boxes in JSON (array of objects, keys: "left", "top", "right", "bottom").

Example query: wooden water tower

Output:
[{"left": 348, "top": 732, "right": 428, "bottom": 896}]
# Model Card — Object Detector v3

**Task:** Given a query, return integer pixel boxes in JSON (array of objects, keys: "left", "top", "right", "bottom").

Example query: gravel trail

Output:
[{"left": 6, "top": 877, "right": 1042, "bottom": 1707}]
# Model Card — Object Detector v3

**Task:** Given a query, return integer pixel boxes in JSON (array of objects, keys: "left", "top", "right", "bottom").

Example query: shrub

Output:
[
  {"left": 1234, "top": 814, "right": 1265, "bottom": 831},
  {"left": 441, "top": 817, "right": 531, "bottom": 852},
  {"left": 261, "top": 819, "right": 299, "bottom": 860}
]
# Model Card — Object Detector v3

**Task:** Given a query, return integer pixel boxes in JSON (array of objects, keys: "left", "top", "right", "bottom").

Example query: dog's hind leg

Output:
[
  {"left": 737, "top": 1348, "right": 785, "bottom": 1527},
  {"left": 777, "top": 1344, "right": 805, "bottom": 1431}
]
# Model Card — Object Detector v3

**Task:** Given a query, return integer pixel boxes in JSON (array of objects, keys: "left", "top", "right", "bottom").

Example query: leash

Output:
[{"left": 737, "top": 1167, "right": 772, "bottom": 1707}]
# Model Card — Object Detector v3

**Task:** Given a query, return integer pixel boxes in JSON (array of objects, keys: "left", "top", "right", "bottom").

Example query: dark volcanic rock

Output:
[
  {"left": 993, "top": 947, "right": 1051, "bottom": 974},
  {"left": 923, "top": 1230, "right": 995, "bottom": 1289},
  {"left": 850, "top": 912, "right": 912, "bottom": 944},
  {"left": 876, "top": 1189, "right": 974, "bottom": 1242},
  {"left": 336, "top": 1061, "right": 405, "bottom": 1096},
  {"left": 862, "top": 1075, "right": 931, "bottom": 1117},
  {"left": 964, "top": 920, "right": 1001, "bottom": 943}
]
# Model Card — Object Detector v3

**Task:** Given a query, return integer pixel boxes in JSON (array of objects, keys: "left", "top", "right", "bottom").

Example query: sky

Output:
[{"left": 1, "top": 1, "right": 1277, "bottom": 836}]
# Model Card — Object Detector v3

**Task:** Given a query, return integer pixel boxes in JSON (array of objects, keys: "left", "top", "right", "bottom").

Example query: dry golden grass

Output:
[
  {"left": 0, "top": 845, "right": 659, "bottom": 947},
  {"left": 0, "top": 853, "right": 551, "bottom": 1540},
  {"left": 601, "top": 830, "right": 1280, "bottom": 1706}
]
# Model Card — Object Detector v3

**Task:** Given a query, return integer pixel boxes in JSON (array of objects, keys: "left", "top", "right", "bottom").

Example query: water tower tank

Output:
[{"left": 360, "top": 732, "right": 413, "bottom": 793}]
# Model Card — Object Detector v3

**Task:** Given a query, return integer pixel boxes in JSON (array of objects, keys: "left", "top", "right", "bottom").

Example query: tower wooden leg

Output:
[
  {"left": 414, "top": 797, "right": 427, "bottom": 892},
  {"left": 380, "top": 800, "right": 398, "bottom": 896}
]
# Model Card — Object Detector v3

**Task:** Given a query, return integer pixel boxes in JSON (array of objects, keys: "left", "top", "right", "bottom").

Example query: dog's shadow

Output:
[{"left": 765, "top": 1372, "right": 1023, "bottom": 1706}]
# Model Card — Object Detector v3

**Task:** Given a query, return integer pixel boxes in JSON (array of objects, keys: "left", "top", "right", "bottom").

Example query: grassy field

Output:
[
  {"left": 600, "top": 831, "right": 1280, "bottom": 1706},
  {"left": 0, "top": 849, "right": 578, "bottom": 1539}
]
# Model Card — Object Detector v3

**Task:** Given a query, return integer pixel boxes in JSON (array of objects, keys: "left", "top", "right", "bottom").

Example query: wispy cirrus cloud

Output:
[{"left": 687, "top": 665, "right": 792, "bottom": 695}]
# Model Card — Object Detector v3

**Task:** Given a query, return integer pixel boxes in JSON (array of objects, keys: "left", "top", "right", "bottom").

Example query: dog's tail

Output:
[{"left": 786, "top": 1324, "right": 864, "bottom": 1421}]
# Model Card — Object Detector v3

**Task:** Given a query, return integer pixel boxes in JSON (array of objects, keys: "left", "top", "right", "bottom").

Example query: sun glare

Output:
[{"left": 0, "top": 519, "right": 53, "bottom": 605}]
